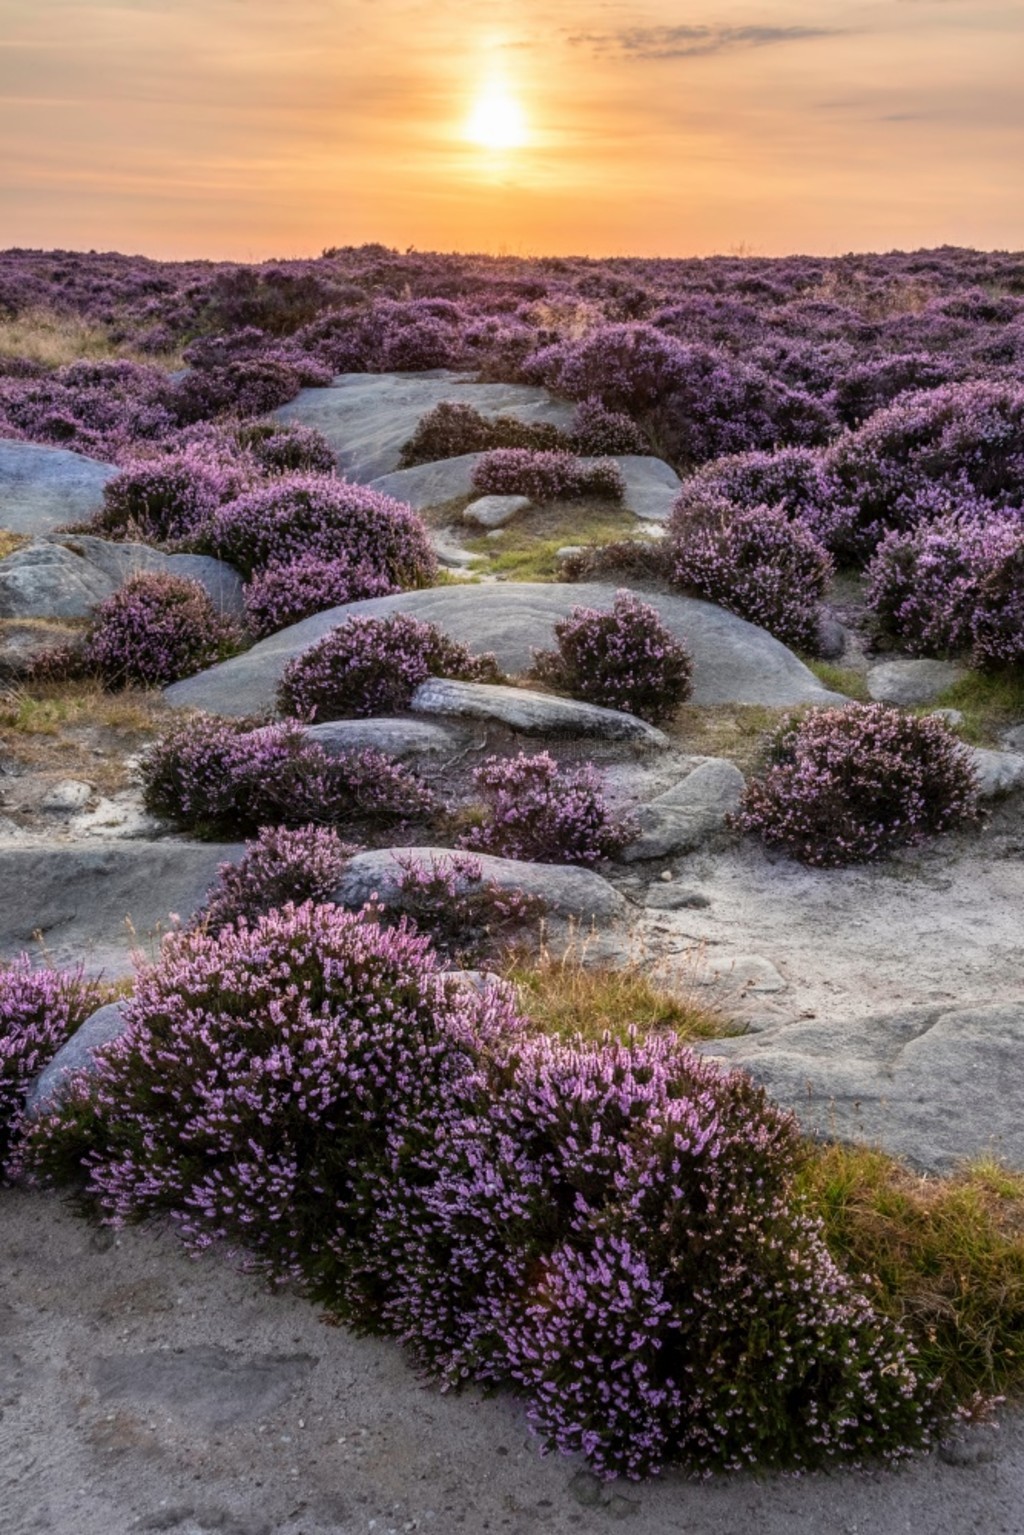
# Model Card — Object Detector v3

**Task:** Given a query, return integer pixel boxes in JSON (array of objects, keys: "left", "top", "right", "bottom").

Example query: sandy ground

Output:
[{"left": 2, "top": 1189, "right": 1022, "bottom": 1535}]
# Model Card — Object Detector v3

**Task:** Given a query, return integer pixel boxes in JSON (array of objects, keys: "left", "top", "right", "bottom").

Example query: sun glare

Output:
[{"left": 466, "top": 86, "right": 528, "bottom": 151}]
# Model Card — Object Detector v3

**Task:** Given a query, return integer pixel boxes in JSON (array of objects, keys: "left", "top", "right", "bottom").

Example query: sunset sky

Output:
[{"left": 2, "top": 0, "right": 1022, "bottom": 260}]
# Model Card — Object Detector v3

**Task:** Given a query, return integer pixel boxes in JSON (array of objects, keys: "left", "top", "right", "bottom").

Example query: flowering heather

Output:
[
  {"left": 460, "top": 751, "right": 638, "bottom": 867},
  {"left": 471, "top": 449, "right": 625, "bottom": 503},
  {"left": 169, "top": 356, "right": 326, "bottom": 426},
  {"left": 277, "top": 613, "right": 502, "bottom": 721},
  {"left": 0, "top": 358, "right": 175, "bottom": 462},
  {"left": 1, "top": 957, "right": 104, "bottom": 1173},
  {"left": 94, "top": 454, "right": 241, "bottom": 542},
  {"left": 383, "top": 852, "right": 546, "bottom": 965},
  {"left": 234, "top": 420, "right": 337, "bottom": 475},
  {"left": 532, "top": 590, "right": 693, "bottom": 724},
  {"left": 201, "top": 474, "right": 437, "bottom": 585},
  {"left": 194, "top": 824, "right": 355, "bottom": 932},
  {"left": 568, "top": 397, "right": 649, "bottom": 456},
  {"left": 141, "top": 714, "right": 436, "bottom": 839},
  {"left": 82, "top": 572, "right": 240, "bottom": 688},
  {"left": 669, "top": 495, "right": 833, "bottom": 651},
  {"left": 243, "top": 557, "right": 397, "bottom": 639},
  {"left": 677, "top": 446, "right": 842, "bottom": 534},
  {"left": 734, "top": 704, "right": 980, "bottom": 867},
  {"left": 398, "top": 401, "right": 567, "bottom": 468}
]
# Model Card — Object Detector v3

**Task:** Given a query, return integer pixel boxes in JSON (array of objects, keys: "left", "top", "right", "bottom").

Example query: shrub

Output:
[
  {"left": 677, "top": 446, "right": 841, "bottom": 537},
  {"left": 398, "top": 401, "right": 567, "bottom": 468},
  {"left": 568, "top": 397, "right": 648, "bottom": 456},
  {"left": 471, "top": 449, "right": 625, "bottom": 503},
  {"left": 170, "top": 357, "right": 317, "bottom": 425},
  {"left": 234, "top": 420, "right": 337, "bottom": 475},
  {"left": 94, "top": 454, "right": 238, "bottom": 543},
  {"left": 141, "top": 715, "right": 435, "bottom": 839},
  {"left": 201, "top": 474, "right": 437, "bottom": 585},
  {"left": 459, "top": 751, "right": 638, "bottom": 866},
  {"left": 82, "top": 572, "right": 240, "bottom": 688},
  {"left": 532, "top": 590, "right": 692, "bottom": 723},
  {"left": 243, "top": 556, "right": 397, "bottom": 639},
  {"left": 1, "top": 957, "right": 104, "bottom": 1172},
  {"left": 734, "top": 704, "right": 980, "bottom": 866},
  {"left": 381, "top": 852, "right": 545, "bottom": 965},
  {"left": 194, "top": 824, "right": 356, "bottom": 932},
  {"left": 669, "top": 495, "right": 833, "bottom": 651},
  {"left": 277, "top": 613, "right": 502, "bottom": 721}
]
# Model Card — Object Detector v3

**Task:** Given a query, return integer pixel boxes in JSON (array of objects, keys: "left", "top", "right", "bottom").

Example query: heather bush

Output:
[
  {"left": 677, "top": 446, "right": 841, "bottom": 534},
  {"left": 669, "top": 495, "right": 833, "bottom": 651},
  {"left": 380, "top": 852, "right": 546, "bottom": 965},
  {"left": 21, "top": 903, "right": 523, "bottom": 1278},
  {"left": 201, "top": 474, "right": 437, "bottom": 585},
  {"left": 194, "top": 824, "right": 355, "bottom": 932},
  {"left": 398, "top": 401, "right": 567, "bottom": 467},
  {"left": 459, "top": 751, "right": 638, "bottom": 866},
  {"left": 532, "top": 590, "right": 692, "bottom": 723},
  {"left": 82, "top": 572, "right": 240, "bottom": 688},
  {"left": 234, "top": 420, "right": 337, "bottom": 475},
  {"left": 277, "top": 613, "right": 502, "bottom": 721},
  {"left": 141, "top": 715, "right": 435, "bottom": 839},
  {"left": 170, "top": 357, "right": 320, "bottom": 425},
  {"left": 243, "top": 556, "right": 397, "bottom": 639},
  {"left": 1, "top": 957, "right": 104, "bottom": 1172},
  {"left": 471, "top": 449, "right": 625, "bottom": 503},
  {"left": 94, "top": 455, "right": 240, "bottom": 542},
  {"left": 734, "top": 704, "right": 980, "bottom": 866},
  {"left": 568, "top": 397, "right": 649, "bottom": 456}
]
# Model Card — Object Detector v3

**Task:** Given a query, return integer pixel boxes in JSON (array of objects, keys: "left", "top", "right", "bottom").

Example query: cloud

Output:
[{"left": 567, "top": 24, "right": 841, "bottom": 60}]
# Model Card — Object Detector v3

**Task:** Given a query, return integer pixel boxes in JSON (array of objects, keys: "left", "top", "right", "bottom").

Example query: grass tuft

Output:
[
  {"left": 0, "top": 308, "right": 184, "bottom": 371},
  {"left": 804, "top": 659, "right": 872, "bottom": 701},
  {"left": 0, "top": 530, "right": 30, "bottom": 562},
  {"left": 930, "top": 669, "right": 1024, "bottom": 745}
]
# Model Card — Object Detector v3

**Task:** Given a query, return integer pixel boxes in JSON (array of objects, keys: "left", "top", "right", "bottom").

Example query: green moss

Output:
[
  {"left": 459, "top": 501, "right": 641, "bottom": 584},
  {"left": 929, "top": 669, "right": 1024, "bottom": 745}
]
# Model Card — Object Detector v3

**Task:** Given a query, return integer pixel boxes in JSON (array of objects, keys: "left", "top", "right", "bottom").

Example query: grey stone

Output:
[
  {"left": 1001, "top": 723, "right": 1024, "bottom": 753},
  {"left": 701, "top": 1001, "right": 1024, "bottom": 1173},
  {"left": 970, "top": 746, "right": 1024, "bottom": 799},
  {"left": 938, "top": 1429, "right": 1000, "bottom": 1468},
  {"left": 930, "top": 707, "right": 965, "bottom": 728},
  {"left": 333, "top": 846, "right": 627, "bottom": 924},
  {"left": 52, "top": 534, "right": 247, "bottom": 619},
  {"left": 369, "top": 452, "right": 482, "bottom": 511},
  {"left": 0, "top": 542, "right": 115, "bottom": 619},
  {"left": 0, "top": 841, "right": 243, "bottom": 976},
  {"left": 644, "top": 884, "right": 711, "bottom": 910},
  {"left": 0, "top": 619, "right": 82, "bottom": 680},
  {"left": 866, "top": 658, "right": 968, "bottom": 706},
  {"left": 0, "top": 439, "right": 116, "bottom": 536},
  {"left": 166, "top": 583, "right": 846, "bottom": 720},
  {"left": 431, "top": 529, "right": 486, "bottom": 570},
  {"left": 38, "top": 778, "right": 93, "bottom": 813},
  {"left": 622, "top": 758, "right": 745, "bottom": 861},
  {"left": 463, "top": 493, "right": 531, "bottom": 529},
  {"left": 25, "top": 1002, "right": 128, "bottom": 1117},
  {"left": 411, "top": 677, "right": 668, "bottom": 745},
  {"left": 610, "top": 453, "right": 680, "bottom": 523},
  {"left": 305, "top": 717, "right": 461, "bottom": 760},
  {"left": 816, "top": 607, "right": 847, "bottom": 661},
  {"left": 90, "top": 1346, "right": 316, "bottom": 1430},
  {"left": 272, "top": 372, "right": 575, "bottom": 483},
  {"left": 697, "top": 953, "right": 787, "bottom": 995}
]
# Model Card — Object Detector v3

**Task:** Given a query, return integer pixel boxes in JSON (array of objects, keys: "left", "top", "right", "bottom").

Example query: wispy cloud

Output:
[{"left": 568, "top": 24, "right": 841, "bottom": 60}]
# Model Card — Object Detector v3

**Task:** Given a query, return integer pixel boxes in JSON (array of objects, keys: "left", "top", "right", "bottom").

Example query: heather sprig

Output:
[
  {"left": 194, "top": 824, "right": 356, "bottom": 932},
  {"left": 243, "top": 556, "right": 397, "bottom": 639},
  {"left": 471, "top": 448, "right": 625, "bottom": 503}
]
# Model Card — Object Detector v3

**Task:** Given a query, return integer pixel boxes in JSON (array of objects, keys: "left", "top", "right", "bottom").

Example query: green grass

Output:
[
  {"left": 667, "top": 702, "right": 782, "bottom": 772},
  {"left": 804, "top": 659, "right": 872, "bottom": 701},
  {"left": 929, "top": 669, "right": 1024, "bottom": 745},
  {"left": 800, "top": 1144, "right": 1024, "bottom": 1407},
  {"left": 458, "top": 500, "right": 642, "bottom": 583}
]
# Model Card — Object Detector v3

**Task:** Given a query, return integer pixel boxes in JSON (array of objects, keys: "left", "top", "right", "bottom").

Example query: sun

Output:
[{"left": 466, "top": 87, "right": 528, "bottom": 151}]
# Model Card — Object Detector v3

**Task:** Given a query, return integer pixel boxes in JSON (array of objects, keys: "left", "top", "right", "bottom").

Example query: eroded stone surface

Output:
[
  {"left": 411, "top": 677, "right": 669, "bottom": 744},
  {"left": 90, "top": 1346, "right": 316, "bottom": 1431},
  {"left": 622, "top": 757, "right": 745, "bottom": 860},
  {"left": 867, "top": 658, "right": 968, "bottom": 706},
  {"left": 0, "top": 439, "right": 116, "bottom": 536}
]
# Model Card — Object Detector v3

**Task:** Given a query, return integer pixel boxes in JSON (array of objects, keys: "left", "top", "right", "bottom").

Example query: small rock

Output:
[
  {"left": 866, "top": 658, "right": 968, "bottom": 707},
  {"left": 606, "top": 1492, "right": 641, "bottom": 1520},
  {"left": 38, "top": 778, "right": 93, "bottom": 812},
  {"left": 306, "top": 717, "right": 461, "bottom": 761},
  {"left": 463, "top": 493, "right": 531, "bottom": 530},
  {"left": 25, "top": 1002, "right": 128, "bottom": 1117},
  {"left": 556, "top": 545, "right": 584, "bottom": 560},
  {"left": 970, "top": 747, "right": 1024, "bottom": 799},
  {"left": 930, "top": 707, "right": 965, "bottom": 728},
  {"left": 622, "top": 758, "right": 745, "bottom": 862},
  {"left": 1000, "top": 723, "right": 1024, "bottom": 752},
  {"left": 816, "top": 607, "right": 847, "bottom": 661},
  {"left": 411, "top": 677, "right": 669, "bottom": 745},
  {"left": 938, "top": 1428, "right": 999, "bottom": 1468},
  {"left": 645, "top": 884, "right": 711, "bottom": 910}
]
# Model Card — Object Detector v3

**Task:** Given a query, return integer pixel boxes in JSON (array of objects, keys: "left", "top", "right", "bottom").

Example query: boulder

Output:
[
  {"left": 815, "top": 607, "right": 847, "bottom": 661},
  {"left": 24, "top": 1001, "right": 128, "bottom": 1118},
  {"left": 0, "top": 543, "right": 115, "bottom": 620},
  {"left": 166, "top": 583, "right": 847, "bottom": 719},
  {"left": 0, "top": 618, "right": 82, "bottom": 680},
  {"left": 463, "top": 494, "right": 531, "bottom": 530},
  {"left": 621, "top": 757, "right": 745, "bottom": 861},
  {"left": 368, "top": 453, "right": 482, "bottom": 511},
  {"left": 701, "top": 1001, "right": 1024, "bottom": 1174},
  {"left": 866, "top": 658, "right": 968, "bottom": 706},
  {"left": 305, "top": 717, "right": 462, "bottom": 760},
  {"left": 970, "top": 746, "right": 1024, "bottom": 799},
  {"left": 50, "top": 535, "right": 247, "bottom": 619},
  {"left": 0, "top": 841, "right": 242, "bottom": 976},
  {"left": 410, "top": 678, "right": 668, "bottom": 745},
  {"left": 610, "top": 454, "right": 681, "bottom": 523},
  {"left": 333, "top": 845, "right": 627, "bottom": 924},
  {"left": 0, "top": 439, "right": 116, "bottom": 536},
  {"left": 272, "top": 372, "right": 575, "bottom": 483}
]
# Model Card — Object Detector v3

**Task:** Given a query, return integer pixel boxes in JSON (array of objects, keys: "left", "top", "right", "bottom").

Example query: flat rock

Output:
[
  {"left": 334, "top": 845, "right": 627, "bottom": 924},
  {"left": 622, "top": 757, "right": 745, "bottom": 860},
  {"left": 0, "top": 542, "right": 115, "bottom": 619},
  {"left": 697, "top": 953, "right": 787, "bottom": 995},
  {"left": 463, "top": 493, "right": 531, "bottom": 529},
  {"left": 866, "top": 658, "right": 968, "bottom": 706},
  {"left": 305, "top": 717, "right": 462, "bottom": 759},
  {"left": 90, "top": 1346, "right": 316, "bottom": 1431},
  {"left": 411, "top": 677, "right": 668, "bottom": 744},
  {"left": 25, "top": 1001, "right": 128, "bottom": 1117},
  {"left": 273, "top": 372, "right": 575, "bottom": 483},
  {"left": 38, "top": 779, "right": 93, "bottom": 813},
  {"left": 0, "top": 439, "right": 116, "bottom": 536},
  {"left": 644, "top": 883, "right": 711, "bottom": 910},
  {"left": 611, "top": 454, "right": 681, "bottom": 523},
  {"left": 166, "top": 583, "right": 846, "bottom": 719},
  {"left": 702, "top": 1000, "right": 1024, "bottom": 1173},
  {"left": 971, "top": 746, "right": 1024, "bottom": 798},
  {"left": 0, "top": 841, "right": 243, "bottom": 976},
  {"left": 369, "top": 452, "right": 482, "bottom": 511}
]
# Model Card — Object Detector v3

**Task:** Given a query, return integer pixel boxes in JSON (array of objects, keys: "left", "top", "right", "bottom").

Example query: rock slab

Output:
[
  {"left": 0, "top": 439, "right": 116, "bottom": 536},
  {"left": 305, "top": 716, "right": 462, "bottom": 760},
  {"left": 867, "top": 658, "right": 967, "bottom": 706},
  {"left": 622, "top": 757, "right": 745, "bottom": 860},
  {"left": 411, "top": 677, "right": 669, "bottom": 744},
  {"left": 91, "top": 1346, "right": 317, "bottom": 1430}
]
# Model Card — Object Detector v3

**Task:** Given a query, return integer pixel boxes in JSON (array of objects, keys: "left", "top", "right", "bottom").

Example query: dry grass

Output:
[
  {"left": 0, "top": 308, "right": 184, "bottom": 371},
  {"left": 0, "top": 678, "right": 178, "bottom": 793},
  {"left": 0, "top": 530, "right": 30, "bottom": 561},
  {"left": 666, "top": 701, "right": 782, "bottom": 772}
]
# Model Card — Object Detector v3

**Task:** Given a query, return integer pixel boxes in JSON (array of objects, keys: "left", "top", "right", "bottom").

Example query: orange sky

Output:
[{"left": 1, "top": 0, "right": 1022, "bottom": 259}]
